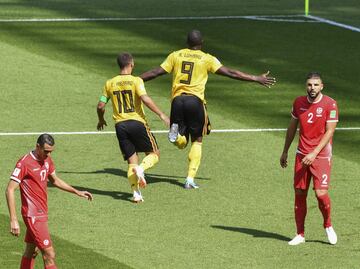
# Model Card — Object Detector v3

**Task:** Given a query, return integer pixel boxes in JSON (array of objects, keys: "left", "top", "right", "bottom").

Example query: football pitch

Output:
[{"left": 0, "top": 1, "right": 359, "bottom": 268}]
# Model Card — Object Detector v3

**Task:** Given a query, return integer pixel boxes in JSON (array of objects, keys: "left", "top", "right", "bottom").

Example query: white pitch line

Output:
[
  {"left": 307, "top": 15, "right": 360, "bottom": 32},
  {"left": 1, "top": 14, "right": 357, "bottom": 31},
  {"left": 0, "top": 14, "right": 317, "bottom": 23},
  {"left": 243, "top": 16, "right": 317, "bottom": 23},
  {"left": 0, "top": 127, "right": 359, "bottom": 136}
]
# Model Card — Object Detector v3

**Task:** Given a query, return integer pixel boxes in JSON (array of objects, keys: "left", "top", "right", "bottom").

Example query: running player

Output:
[
  {"left": 97, "top": 52, "right": 169, "bottom": 202},
  {"left": 141, "top": 29, "right": 276, "bottom": 188}
]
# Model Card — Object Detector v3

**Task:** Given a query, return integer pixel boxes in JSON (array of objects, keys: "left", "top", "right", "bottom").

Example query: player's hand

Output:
[
  {"left": 160, "top": 113, "right": 170, "bottom": 128},
  {"left": 10, "top": 219, "right": 20, "bottom": 237},
  {"left": 257, "top": 71, "right": 276, "bottom": 88},
  {"left": 76, "top": 190, "right": 93, "bottom": 201},
  {"left": 302, "top": 152, "right": 317, "bottom": 166},
  {"left": 97, "top": 120, "right": 107, "bottom": 131},
  {"left": 280, "top": 152, "right": 288, "bottom": 168}
]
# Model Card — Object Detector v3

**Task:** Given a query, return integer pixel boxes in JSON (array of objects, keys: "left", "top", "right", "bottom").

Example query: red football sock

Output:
[
  {"left": 317, "top": 193, "right": 332, "bottom": 228},
  {"left": 20, "top": 256, "right": 35, "bottom": 269},
  {"left": 294, "top": 193, "right": 307, "bottom": 236}
]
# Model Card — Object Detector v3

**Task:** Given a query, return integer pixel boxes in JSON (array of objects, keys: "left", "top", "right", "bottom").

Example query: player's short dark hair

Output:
[
  {"left": 117, "top": 53, "right": 133, "bottom": 69},
  {"left": 187, "top": 30, "right": 203, "bottom": 47},
  {"left": 37, "top": 133, "right": 55, "bottom": 147},
  {"left": 306, "top": 72, "right": 322, "bottom": 81}
]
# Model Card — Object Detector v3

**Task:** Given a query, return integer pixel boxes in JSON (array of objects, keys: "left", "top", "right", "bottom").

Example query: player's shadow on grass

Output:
[
  {"left": 59, "top": 168, "right": 209, "bottom": 188},
  {"left": 73, "top": 185, "right": 134, "bottom": 202},
  {"left": 48, "top": 183, "right": 133, "bottom": 202},
  {"left": 211, "top": 225, "right": 291, "bottom": 242}
]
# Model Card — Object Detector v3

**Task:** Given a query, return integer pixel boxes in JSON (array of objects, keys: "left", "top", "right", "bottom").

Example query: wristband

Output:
[{"left": 99, "top": 95, "right": 109, "bottom": 103}]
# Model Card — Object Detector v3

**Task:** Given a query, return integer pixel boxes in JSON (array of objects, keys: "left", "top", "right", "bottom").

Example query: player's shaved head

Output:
[
  {"left": 187, "top": 30, "right": 203, "bottom": 47},
  {"left": 306, "top": 72, "right": 322, "bottom": 82},
  {"left": 117, "top": 52, "right": 134, "bottom": 69},
  {"left": 37, "top": 133, "right": 55, "bottom": 147}
]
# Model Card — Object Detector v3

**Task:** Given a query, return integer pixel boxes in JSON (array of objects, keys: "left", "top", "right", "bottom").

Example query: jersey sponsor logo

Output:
[
  {"left": 12, "top": 168, "right": 21, "bottom": 177},
  {"left": 45, "top": 162, "right": 49, "bottom": 170},
  {"left": 16, "top": 162, "right": 22, "bottom": 168},
  {"left": 43, "top": 239, "right": 49, "bottom": 246},
  {"left": 316, "top": 107, "right": 323, "bottom": 114},
  {"left": 330, "top": 110, "right": 337, "bottom": 118}
]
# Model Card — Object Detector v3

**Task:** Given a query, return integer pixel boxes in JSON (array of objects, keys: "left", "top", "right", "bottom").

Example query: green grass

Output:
[
  {"left": 0, "top": 1, "right": 359, "bottom": 268},
  {"left": 0, "top": 215, "right": 132, "bottom": 269},
  {"left": 1, "top": 133, "right": 359, "bottom": 268}
]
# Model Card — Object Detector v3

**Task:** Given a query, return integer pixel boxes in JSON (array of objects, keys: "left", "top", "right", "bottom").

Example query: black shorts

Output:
[
  {"left": 170, "top": 94, "right": 210, "bottom": 140},
  {"left": 115, "top": 120, "right": 158, "bottom": 160}
]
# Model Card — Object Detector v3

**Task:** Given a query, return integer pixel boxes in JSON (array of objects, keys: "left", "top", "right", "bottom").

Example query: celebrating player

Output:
[
  {"left": 97, "top": 52, "right": 169, "bottom": 202},
  {"left": 280, "top": 72, "right": 338, "bottom": 245},
  {"left": 140, "top": 29, "right": 276, "bottom": 189},
  {"left": 5, "top": 133, "right": 93, "bottom": 269}
]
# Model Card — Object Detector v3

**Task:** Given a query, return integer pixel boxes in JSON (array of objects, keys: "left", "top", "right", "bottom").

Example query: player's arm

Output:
[
  {"left": 97, "top": 100, "right": 107, "bottom": 131},
  {"left": 280, "top": 117, "right": 299, "bottom": 168},
  {"left": 140, "top": 94, "right": 170, "bottom": 127},
  {"left": 140, "top": 67, "right": 168, "bottom": 82},
  {"left": 48, "top": 173, "right": 93, "bottom": 201},
  {"left": 301, "top": 121, "right": 337, "bottom": 166},
  {"left": 215, "top": 67, "right": 276, "bottom": 88},
  {"left": 5, "top": 180, "right": 20, "bottom": 236}
]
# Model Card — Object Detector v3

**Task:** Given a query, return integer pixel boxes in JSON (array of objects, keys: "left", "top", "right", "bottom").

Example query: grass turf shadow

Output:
[
  {"left": 0, "top": 214, "right": 134, "bottom": 269},
  {"left": 211, "top": 225, "right": 291, "bottom": 242},
  {"left": 58, "top": 167, "right": 210, "bottom": 188}
]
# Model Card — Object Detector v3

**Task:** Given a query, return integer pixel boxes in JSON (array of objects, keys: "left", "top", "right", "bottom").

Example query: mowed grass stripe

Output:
[
  {"left": 1, "top": 132, "right": 359, "bottom": 269},
  {"left": 0, "top": 214, "right": 134, "bottom": 269},
  {"left": 0, "top": 1, "right": 359, "bottom": 268}
]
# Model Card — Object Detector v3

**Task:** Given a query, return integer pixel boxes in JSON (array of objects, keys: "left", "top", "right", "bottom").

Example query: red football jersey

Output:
[
  {"left": 291, "top": 94, "right": 338, "bottom": 158},
  {"left": 10, "top": 151, "right": 55, "bottom": 217}
]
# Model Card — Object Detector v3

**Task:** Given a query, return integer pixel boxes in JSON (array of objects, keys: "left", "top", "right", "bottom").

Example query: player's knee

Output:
[
  {"left": 23, "top": 243, "right": 37, "bottom": 258},
  {"left": 315, "top": 189, "right": 328, "bottom": 197},
  {"left": 42, "top": 247, "right": 56, "bottom": 263},
  {"left": 153, "top": 150, "right": 160, "bottom": 158},
  {"left": 295, "top": 188, "right": 307, "bottom": 195},
  {"left": 32, "top": 248, "right": 40, "bottom": 259}
]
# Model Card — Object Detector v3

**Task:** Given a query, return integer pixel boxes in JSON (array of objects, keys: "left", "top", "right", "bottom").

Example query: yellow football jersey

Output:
[
  {"left": 101, "top": 75, "right": 147, "bottom": 124},
  {"left": 160, "top": 48, "right": 222, "bottom": 101}
]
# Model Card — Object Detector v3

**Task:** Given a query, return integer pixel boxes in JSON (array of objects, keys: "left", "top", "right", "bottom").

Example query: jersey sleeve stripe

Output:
[
  {"left": 291, "top": 113, "right": 298, "bottom": 119},
  {"left": 10, "top": 176, "right": 21, "bottom": 183}
]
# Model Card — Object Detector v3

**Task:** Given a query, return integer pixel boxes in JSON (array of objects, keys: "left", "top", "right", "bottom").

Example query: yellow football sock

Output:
[
  {"left": 175, "top": 134, "right": 188, "bottom": 149},
  {"left": 187, "top": 141, "right": 202, "bottom": 179},
  {"left": 127, "top": 164, "right": 139, "bottom": 192},
  {"left": 140, "top": 153, "right": 159, "bottom": 171}
]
